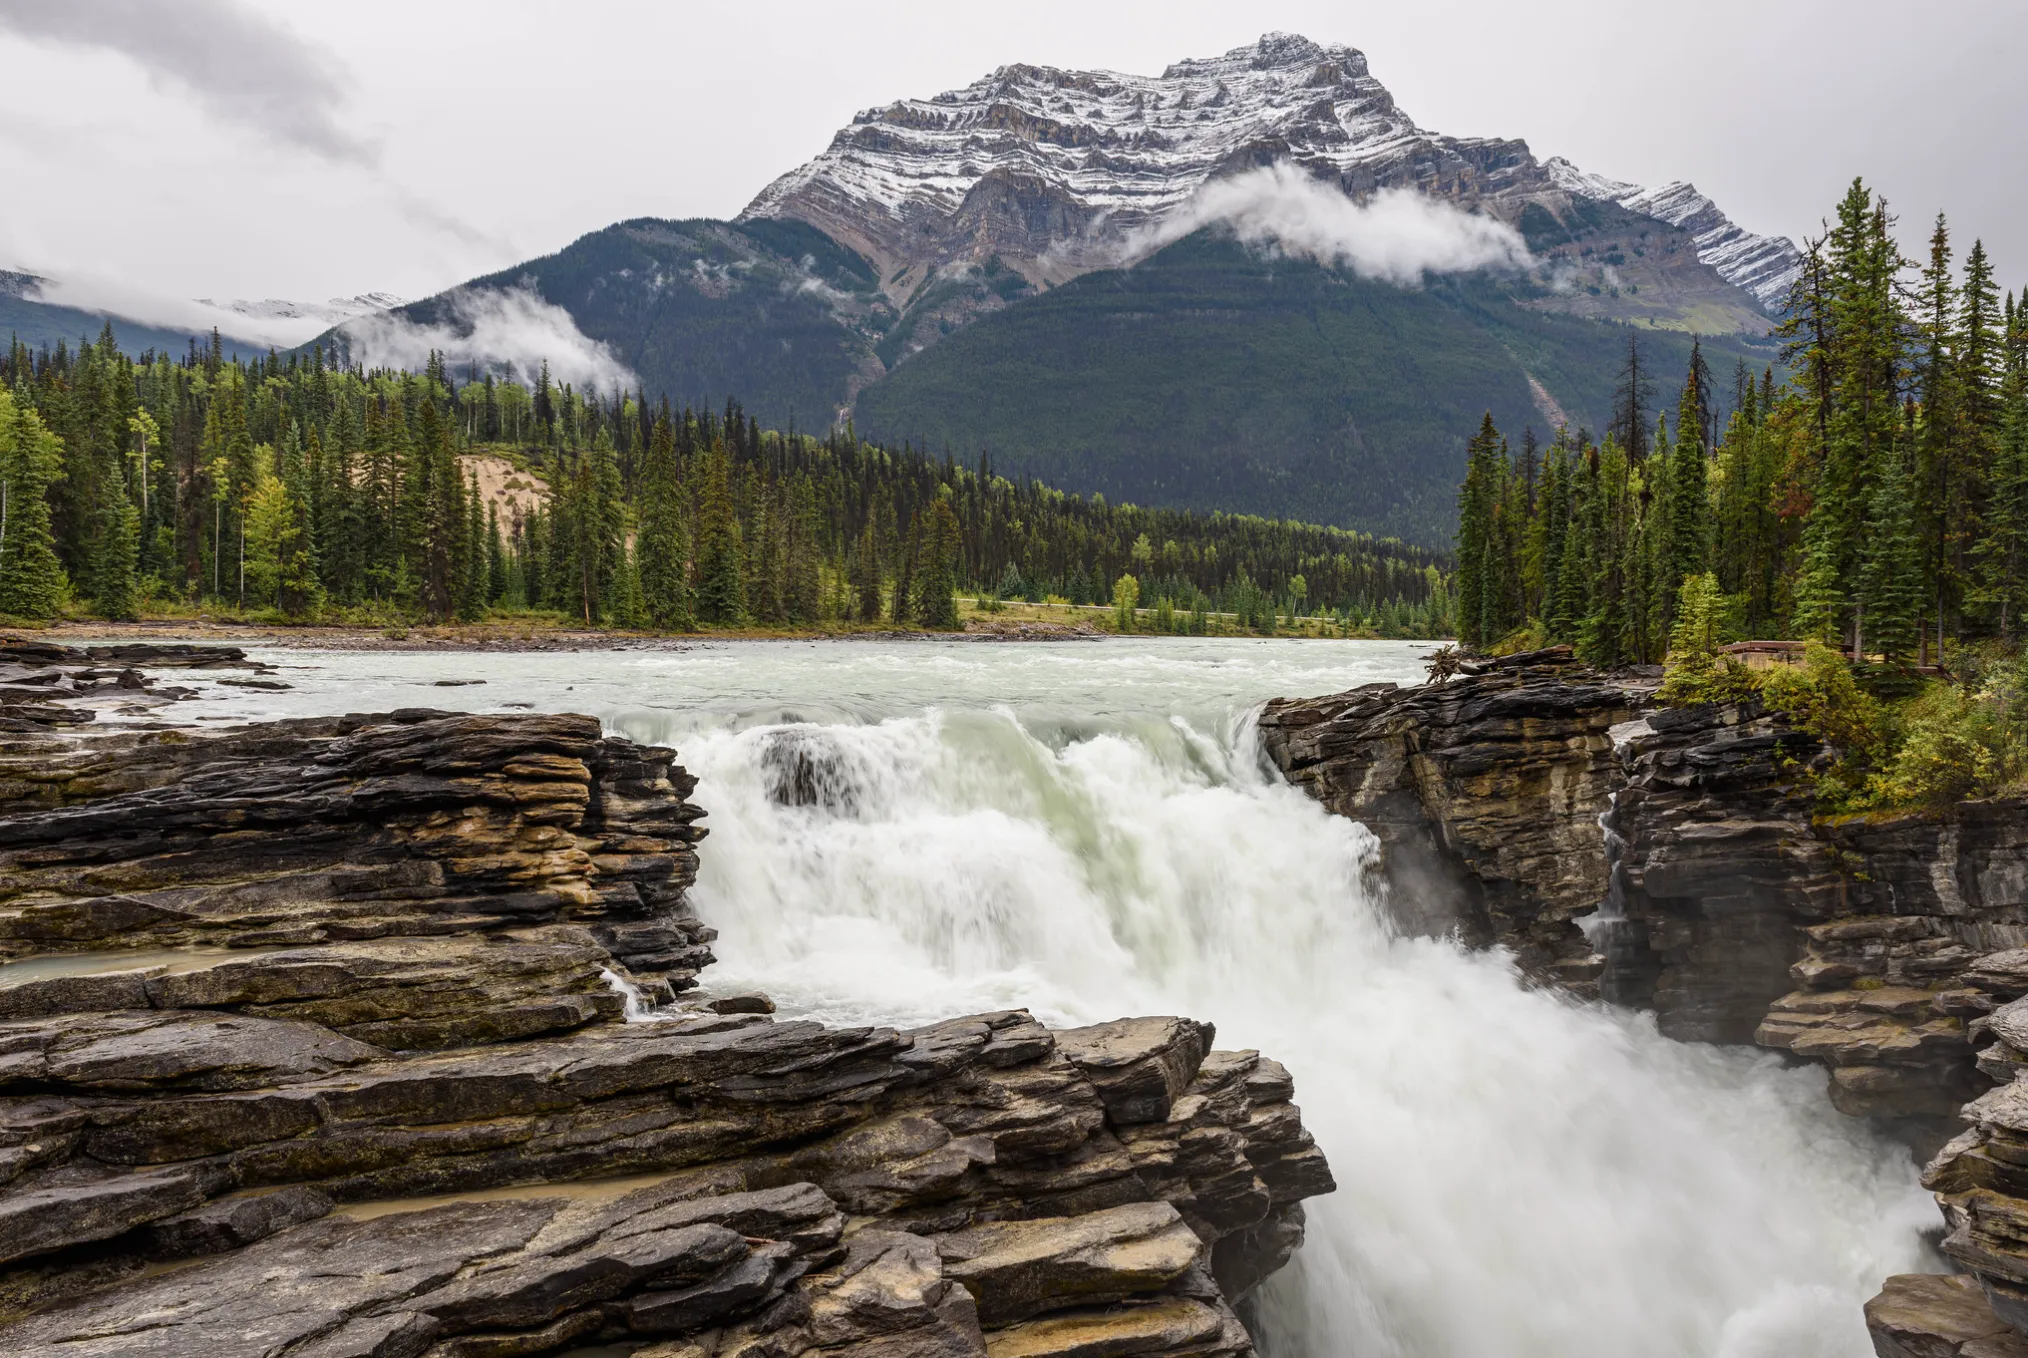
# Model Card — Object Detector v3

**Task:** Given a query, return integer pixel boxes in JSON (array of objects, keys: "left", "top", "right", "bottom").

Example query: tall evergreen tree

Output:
[
  {"left": 1859, "top": 438, "right": 1924, "bottom": 659},
  {"left": 0, "top": 394, "right": 68, "bottom": 619},
  {"left": 1454, "top": 412, "right": 1504, "bottom": 647},
  {"left": 853, "top": 510, "right": 884, "bottom": 622},
  {"left": 692, "top": 437, "right": 745, "bottom": 624},
  {"left": 914, "top": 491, "right": 961, "bottom": 629},
  {"left": 636, "top": 412, "right": 693, "bottom": 630}
]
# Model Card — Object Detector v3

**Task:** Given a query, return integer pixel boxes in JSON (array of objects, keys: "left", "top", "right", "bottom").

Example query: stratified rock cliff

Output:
[
  {"left": 0, "top": 685, "right": 1333, "bottom": 1357},
  {"left": 1264, "top": 659, "right": 2028, "bottom": 1353},
  {"left": 1258, "top": 648, "right": 1638, "bottom": 990}
]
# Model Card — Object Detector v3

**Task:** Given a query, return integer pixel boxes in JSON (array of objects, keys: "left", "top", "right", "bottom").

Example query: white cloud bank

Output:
[
  {"left": 336, "top": 287, "right": 638, "bottom": 393},
  {"left": 25, "top": 270, "right": 324, "bottom": 348},
  {"left": 1133, "top": 163, "right": 1533, "bottom": 285}
]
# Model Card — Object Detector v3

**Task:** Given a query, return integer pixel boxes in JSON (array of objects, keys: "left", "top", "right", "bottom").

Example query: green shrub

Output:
[
  {"left": 1864, "top": 684, "right": 2016, "bottom": 808},
  {"left": 1657, "top": 574, "right": 1761, "bottom": 706},
  {"left": 1759, "top": 643, "right": 1886, "bottom": 759},
  {"left": 1657, "top": 656, "right": 1763, "bottom": 706}
]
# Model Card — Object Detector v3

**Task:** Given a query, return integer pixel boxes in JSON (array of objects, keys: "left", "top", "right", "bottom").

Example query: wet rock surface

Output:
[
  {"left": 1259, "top": 647, "right": 1641, "bottom": 989},
  {"left": 1267, "top": 662, "right": 2028, "bottom": 1353},
  {"left": 0, "top": 652, "right": 1333, "bottom": 1356}
]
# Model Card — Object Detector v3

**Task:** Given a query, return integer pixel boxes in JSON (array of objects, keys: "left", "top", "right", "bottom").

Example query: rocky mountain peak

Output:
[{"left": 742, "top": 33, "right": 1797, "bottom": 328}]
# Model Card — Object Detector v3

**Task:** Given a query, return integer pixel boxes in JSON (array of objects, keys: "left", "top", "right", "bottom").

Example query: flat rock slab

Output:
[
  {"left": 1, "top": 1182, "right": 839, "bottom": 1355},
  {"left": 1867, "top": 1272, "right": 2028, "bottom": 1357},
  {"left": 935, "top": 1203, "right": 1201, "bottom": 1325},
  {"left": 983, "top": 1298, "right": 1235, "bottom": 1358},
  {"left": 0, "top": 1009, "right": 384, "bottom": 1092}
]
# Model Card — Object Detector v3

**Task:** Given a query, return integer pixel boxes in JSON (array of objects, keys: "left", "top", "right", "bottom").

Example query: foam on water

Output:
[{"left": 148, "top": 637, "right": 1938, "bottom": 1356}]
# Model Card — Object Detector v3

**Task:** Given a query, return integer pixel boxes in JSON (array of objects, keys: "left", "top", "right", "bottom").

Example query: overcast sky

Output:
[{"left": 0, "top": 0, "right": 2021, "bottom": 318}]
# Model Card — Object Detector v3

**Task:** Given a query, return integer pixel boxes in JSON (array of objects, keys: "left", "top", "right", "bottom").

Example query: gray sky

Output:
[{"left": 0, "top": 0, "right": 2021, "bottom": 331}]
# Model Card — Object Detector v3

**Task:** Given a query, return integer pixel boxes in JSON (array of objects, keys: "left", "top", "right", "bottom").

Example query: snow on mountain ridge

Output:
[
  {"left": 745, "top": 33, "right": 1797, "bottom": 323},
  {"left": 1543, "top": 156, "right": 1799, "bottom": 308},
  {"left": 742, "top": 33, "right": 1506, "bottom": 287},
  {"left": 196, "top": 293, "right": 407, "bottom": 326}
]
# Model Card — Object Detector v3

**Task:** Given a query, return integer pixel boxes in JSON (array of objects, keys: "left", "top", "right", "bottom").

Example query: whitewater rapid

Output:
[{"left": 158, "top": 638, "right": 1936, "bottom": 1356}]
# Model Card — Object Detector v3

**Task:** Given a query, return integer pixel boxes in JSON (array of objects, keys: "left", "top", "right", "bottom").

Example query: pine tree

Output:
[
  {"left": 1579, "top": 438, "right": 1633, "bottom": 665},
  {"left": 456, "top": 475, "right": 486, "bottom": 623},
  {"left": 1611, "top": 333, "right": 1654, "bottom": 461},
  {"left": 0, "top": 394, "right": 68, "bottom": 619},
  {"left": 853, "top": 511, "right": 884, "bottom": 622},
  {"left": 892, "top": 511, "right": 919, "bottom": 623},
  {"left": 1662, "top": 361, "right": 1712, "bottom": 627},
  {"left": 1859, "top": 440, "right": 1924, "bottom": 660},
  {"left": 784, "top": 477, "right": 822, "bottom": 623},
  {"left": 692, "top": 437, "right": 745, "bottom": 624},
  {"left": 590, "top": 428, "right": 626, "bottom": 621},
  {"left": 747, "top": 475, "right": 785, "bottom": 624},
  {"left": 92, "top": 471, "right": 140, "bottom": 621},
  {"left": 636, "top": 412, "right": 693, "bottom": 630},
  {"left": 1980, "top": 360, "right": 2028, "bottom": 637},
  {"left": 914, "top": 492, "right": 960, "bottom": 629},
  {"left": 1454, "top": 412, "right": 1503, "bottom": 647},
  {"left": 485, "top": 502, "right": 507, "bottom": 605}
]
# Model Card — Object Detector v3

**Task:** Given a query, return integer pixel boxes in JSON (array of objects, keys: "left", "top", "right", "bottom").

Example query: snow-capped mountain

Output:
[
  {"left": 194, "top": 292, "right": 407, "bottom": 328},
  {"left": 1543, "top": 157, "right": 1798, "bottom": 308},
  {"left": 743, "top": 33, "right": 1796, "bottom": 322}
]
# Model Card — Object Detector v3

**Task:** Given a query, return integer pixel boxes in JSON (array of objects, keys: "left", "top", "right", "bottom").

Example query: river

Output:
[{"left": 148, "top": 636, "right": 1936, "bottom": 1357}]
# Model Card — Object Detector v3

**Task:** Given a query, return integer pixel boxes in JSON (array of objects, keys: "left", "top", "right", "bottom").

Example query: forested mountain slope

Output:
[{"left": 298, "top": 33, "right": 1795, "bottom": 547}]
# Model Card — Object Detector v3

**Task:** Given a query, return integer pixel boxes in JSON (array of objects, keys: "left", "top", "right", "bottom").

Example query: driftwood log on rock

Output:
[{"left": 0, "top": 699, "right": 1334, "bottom": 1358}]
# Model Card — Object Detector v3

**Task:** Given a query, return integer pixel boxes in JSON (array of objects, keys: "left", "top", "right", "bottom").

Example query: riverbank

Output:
[
  {"left": 21, "top": 615, "right": 1106, "bottom": 651},
  {"left": 6, "top": 595, "right": 1438, "bottom": 648}
]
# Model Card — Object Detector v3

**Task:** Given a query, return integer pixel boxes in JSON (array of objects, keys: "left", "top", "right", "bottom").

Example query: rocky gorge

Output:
[
  {"left": 0, "top": 638, "right": 1335, "bottom": 1358},
  {"left": 1259, "top": 647, "right": 2028, "bottom": 1356}
]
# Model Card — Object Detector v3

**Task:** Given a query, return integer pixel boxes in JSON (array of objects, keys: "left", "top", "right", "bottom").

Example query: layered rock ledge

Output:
[
  {"left": 0, "top": 681, "right": 1333, "bottom": 1358},
  {"left": 1261, "top": 652, "right": 2028, "bottom": 1355}
]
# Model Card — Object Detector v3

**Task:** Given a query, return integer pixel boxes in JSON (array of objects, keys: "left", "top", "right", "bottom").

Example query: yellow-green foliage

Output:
[
  {"left": 1656, "top": 574, "right": 1760, "bottom": 705},
  {"left": 1759, "top": 643, "right": 1886, "bottom": 760},
  {"left": 1657, "top": 656, "right": 1763, "bottom": 706},
  {"left": 1864, "top": 687, "right": 2006, "bottom": 806}
]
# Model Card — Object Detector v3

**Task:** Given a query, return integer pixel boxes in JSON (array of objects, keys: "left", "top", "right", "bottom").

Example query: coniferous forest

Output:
[
  {"left": 1451, "top": 178, "right": 2028, "bottom": 811},
  {"left": 1454, "top": 179, "right": 2028, "bottom": 667},
  {"left": 0, "top": 335, "right": 1450, "bottom": 637}
]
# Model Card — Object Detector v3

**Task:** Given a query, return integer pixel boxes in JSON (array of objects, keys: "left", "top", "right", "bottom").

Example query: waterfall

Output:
[
  {"left": 598, "top": 967, "right": 655, "bottom": 1020},
  {"left": 665, "top": 705, "right": 1934, "bottom": 1358},
  {"left": 195, "top": 638, "right": 1937, "bottom": 1357}
]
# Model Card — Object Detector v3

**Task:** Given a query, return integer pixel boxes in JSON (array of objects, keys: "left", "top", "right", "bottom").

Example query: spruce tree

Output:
[
  {"left": 1663, "top": 367, "right": 1712, "bottom": 624},
  {"left": 92, "top": 473, "right": 140, "bottom": 621},
  {"left": 457, "top": 476, "right": 486, "bottom": 622},
  {"left": 1454, "top": 412, "right": 1502, "bottom": 647},
  {"left": 853, "top": 512, "right": 884, "bottom": 622},
  {"left": 590, "top": 428, "right": 626, "bottom": 621},
  {"left": 486, "top": 502, "right": 507, "bottom": 604},
  {"left": 636, "top": 412, "right": 693, "bottom": 630},
  {"left": 914, "top": 494, "right": 960, "bottom": 629},
  {"left": 692, "top": 438, "right": 745, "bottom": 624},
  {"left": 0, "top": 396, "right": 70, "bottom": 619},
  {"left": 785, "top": 478, "right": 822, "bottom": 623},
  {"left": 1859, "top": 442, "right": 1924, "bottom": 660}
]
